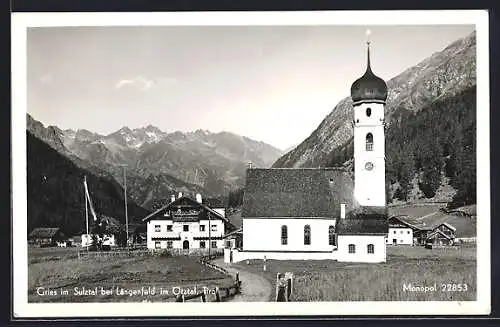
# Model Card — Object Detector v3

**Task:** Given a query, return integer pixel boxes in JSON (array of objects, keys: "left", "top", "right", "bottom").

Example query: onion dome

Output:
[{"left": 350, "top": 41, "right": 388, "bottom": 105}]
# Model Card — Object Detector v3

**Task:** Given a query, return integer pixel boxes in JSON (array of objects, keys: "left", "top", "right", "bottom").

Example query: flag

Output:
[{"left": 83, "top": 177, "right": 98, "bottom": 222}]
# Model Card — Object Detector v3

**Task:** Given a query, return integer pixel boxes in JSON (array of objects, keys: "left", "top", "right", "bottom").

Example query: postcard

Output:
[{"left": 11, "top": 9, "right": 490, "bottom": 318}]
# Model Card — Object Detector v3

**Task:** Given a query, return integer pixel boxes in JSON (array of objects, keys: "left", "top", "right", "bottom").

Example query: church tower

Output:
[{"left": 350, "top": 32, "right": 388, "bottom": 207}]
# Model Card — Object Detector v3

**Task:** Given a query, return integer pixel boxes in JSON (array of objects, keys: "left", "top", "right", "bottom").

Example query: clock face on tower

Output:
[{"left": 365, "top": 162, "right": 374, "bottom": 171}]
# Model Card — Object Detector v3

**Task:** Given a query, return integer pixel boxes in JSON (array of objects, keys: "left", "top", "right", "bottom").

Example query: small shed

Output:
[
  {"left": 223, "top": 228, "right": 243, "bottom": 249},
  {"left": 28, "top": 227, "right": 66, "bottom": 247}
]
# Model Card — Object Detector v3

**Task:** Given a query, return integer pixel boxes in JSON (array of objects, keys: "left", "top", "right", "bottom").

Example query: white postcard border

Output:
[{"left": 11, "top": 10, "right": 490, "bottom": 317}]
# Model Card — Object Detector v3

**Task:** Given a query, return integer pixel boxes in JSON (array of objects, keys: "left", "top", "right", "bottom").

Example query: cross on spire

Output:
[{"left": 366, "top": 29, "right": 372, "bottom": 73}]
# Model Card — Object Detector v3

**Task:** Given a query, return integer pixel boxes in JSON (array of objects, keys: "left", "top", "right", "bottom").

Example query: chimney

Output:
[
  {"left": 248, "top": 161, "right": 253, "bottom": 169},
  {"left": 340, "top": 203, "right": 346, "bottom": 219},
  {"left": 196, "top": 193, "right": 202, "bottom": 204},
  {"left": 170, "top": 194, "right": 175, "bottom": 203},
  {"left": 178, "top": 192, "right": 183, "bottom": 199}
]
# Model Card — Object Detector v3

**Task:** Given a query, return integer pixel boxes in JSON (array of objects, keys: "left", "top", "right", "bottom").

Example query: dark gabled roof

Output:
[
  {"left": 336, "top": 217, "right": 388, "bottom": 235},
  {"left": 436, "top": 222, "right": 457, "bottom": 232},
  {"left": 388, "top": 215, "right": 428, "bottom": 230},
  {"left": 389, "top": 216, "right": 456, "bottom": 232},
  {"left": 28, "top": 227, "right": 64, "bottom": 239},
  {"left": 426, "top": 229, "right": 453, "bottom": 241},
  {"left": 336, "top": 205, "right": 388, "bottom": 235},
  {"left": 346, "top": 206, "right": 388, "bottom": 219},
  {"left": 242, "top": 168, "right": 354, "bottom": 218},
  {"left": 142, "top": 196, "right": 229, "bottom": 223}
]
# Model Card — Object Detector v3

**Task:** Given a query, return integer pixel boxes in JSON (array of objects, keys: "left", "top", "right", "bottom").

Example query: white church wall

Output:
[
  {"left": 387, "top": 227, "right": 413, "bottom": 245},
  {"left": 336, "top": 235, "right": 386, "bottom": 263},
  {"left": 243, "top": 218, "right": 337, "bottom": 252},
  {"left": 224, "top": 248, "right": 336, "bottom": 263}
]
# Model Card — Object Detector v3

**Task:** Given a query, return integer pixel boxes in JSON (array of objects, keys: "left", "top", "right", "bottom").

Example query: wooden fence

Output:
[
  {"left": 77, "top": 248, "right": 152, "bottom": 259},
  {"left": 77, "top": 248, "right": 225, "bottom": 259},
  {"left": 455, "top": 237, "right": 477, "bottom": 244},
  {"left": 174, "top": 281, "right": 241, "bottom": 303},
  {"left": 172, "top": 253, "right": 241, "bottom": 302}
]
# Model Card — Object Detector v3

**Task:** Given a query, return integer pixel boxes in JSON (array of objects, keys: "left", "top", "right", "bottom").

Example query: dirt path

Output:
[{"left": 213, "top": 259, "right": 273, "bottom": 302}]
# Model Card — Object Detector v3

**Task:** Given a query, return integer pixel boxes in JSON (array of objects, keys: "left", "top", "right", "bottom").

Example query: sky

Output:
[{"left": 27, "top": 24, "right": 475, "bottom": 151}]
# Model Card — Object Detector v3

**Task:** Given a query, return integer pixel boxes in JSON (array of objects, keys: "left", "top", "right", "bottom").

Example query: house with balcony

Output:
[{"left": 142, "top": 193, "right": 235, "bottom": 254}]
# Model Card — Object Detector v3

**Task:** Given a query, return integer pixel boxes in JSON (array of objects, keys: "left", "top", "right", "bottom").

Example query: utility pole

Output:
[
  {"left": 122, "top": 165, "right": 129, "bottom": 248},
  {"left": 208, "top": 211, "right": 211, "bottom": 258},
  {"left": 84, "top": 175, "right": 88, "bottom": 252}
]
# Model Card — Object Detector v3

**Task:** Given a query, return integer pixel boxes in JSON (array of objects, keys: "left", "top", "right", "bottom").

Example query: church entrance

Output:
[
  {"left": 392, "top": 239, "right": 397, "bottom": 245},
  {"left": 183, "top": 240, "right": 190, "bottom": 250}
]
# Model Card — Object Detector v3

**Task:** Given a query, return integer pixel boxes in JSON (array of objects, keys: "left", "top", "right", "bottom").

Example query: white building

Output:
[
  {"left": 387, "top": 216, "right": 415, "bottom": 245},
  {"left": 224, "top": 35, "right": 389, "bottom": 264},
  {"left": 143, "top": 193, "right": 235, "bottom": 253}
]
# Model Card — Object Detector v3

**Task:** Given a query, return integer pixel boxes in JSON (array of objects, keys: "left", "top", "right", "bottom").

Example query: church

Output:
[{"left": 224, "top": 36, "right": 389, "bottom": 264}]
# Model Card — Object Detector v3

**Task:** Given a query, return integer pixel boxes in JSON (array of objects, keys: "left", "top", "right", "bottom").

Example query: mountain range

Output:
[
  {"left": 273, "top": 30, "right": 476, "bottom": 169},
  {"left": 273, "top": 30, "right": 476, "bottom": 206},
  {"left": 26, "top": 30, "right": 477, "bottom": 235},
  {"left": 27, "top": 115, "right": 283, "bottom": 209}
]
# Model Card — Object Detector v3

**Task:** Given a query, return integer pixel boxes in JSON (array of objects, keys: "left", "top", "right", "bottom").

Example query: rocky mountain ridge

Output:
[
  {"left": 273, "top": 31, "right": 476, "bottom": 169},
  {"left": 27, "top": 114, "right": 283, "bottom": 208}
]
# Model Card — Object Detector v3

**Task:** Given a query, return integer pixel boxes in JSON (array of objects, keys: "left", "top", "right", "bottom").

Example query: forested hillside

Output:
[
  {"left": 272, "top": 31, "right": 476, "bottom": 208},
  {"left": 27, "top": 131, "right": 150, "bottom": 236},
  {"left": 386, "top": 86, "right": 476, "bottom": 208},
  {"left": 326, "top": 87, "right": 476, "bottom": 208}
]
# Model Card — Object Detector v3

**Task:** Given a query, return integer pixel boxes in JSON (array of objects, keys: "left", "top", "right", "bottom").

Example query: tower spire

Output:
[{"left": 366, "top": 29, "right": 372, "bottom": 73}]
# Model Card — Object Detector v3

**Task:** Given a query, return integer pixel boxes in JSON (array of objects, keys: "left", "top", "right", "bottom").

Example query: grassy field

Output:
[
  {"left": 28, "top": 247, "right": 234, "bottom": 303},
  {"left": 233, "top": 245, "right": 476, "bottom": 302}
]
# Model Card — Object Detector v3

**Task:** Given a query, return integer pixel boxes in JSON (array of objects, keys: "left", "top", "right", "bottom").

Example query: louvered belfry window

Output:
[
  {"left": 281, "top": 225, "right": 288, "bottom": 245},
  {"left": 328, "top": 225, "right": 335, "bottom": 246},
  {"left": 304, "top": 225, "right": 311, "bottom": 245}
]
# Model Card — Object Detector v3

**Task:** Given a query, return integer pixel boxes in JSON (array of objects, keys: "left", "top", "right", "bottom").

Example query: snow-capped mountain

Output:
[{"left": 26, "top": 114, "right": 283, "bottom": 208}]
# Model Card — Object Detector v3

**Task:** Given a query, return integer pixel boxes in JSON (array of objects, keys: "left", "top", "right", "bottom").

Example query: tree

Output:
[
  {"left": 227, "top": 187, "right": 245, "bottom": 208},
  {"left": 398, "top": 150, "right": 415, "bottom": 201},
  {"left": 449, "top": 142, "right": 476, "bottom": 208},
  {"left": 418, "top": 135, "right": 443, "bottom": 198}
]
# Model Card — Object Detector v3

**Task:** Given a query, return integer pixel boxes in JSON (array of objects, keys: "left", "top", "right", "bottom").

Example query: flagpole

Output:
[
  {"left": 208, "top": 210, "right": 211, "bottom": 258},
  {"left": 84, "top": 176, "right": 89, "bottom": 251}
]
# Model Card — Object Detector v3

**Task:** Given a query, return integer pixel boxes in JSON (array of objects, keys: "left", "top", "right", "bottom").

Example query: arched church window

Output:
[
  {"left": 304, "top": 225, "right": 311, "bottom": 245},
  {"left": 366, "top": 107, "right": 372, "bottom": 117},
  {"left": 366, "top": 133, "right": 373, "bottom": 151},
  {"left": 367, "top": 244, "right": 375, "bottom": 254},
  {"left": 281, "top": 225, "right": 288, "bottom": 245},
  {"left": 348, "top": 244, "right": 356, "bottom": 254},
  {"left": 328, "top": 225, "right": 335, "bottom": 246}
]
